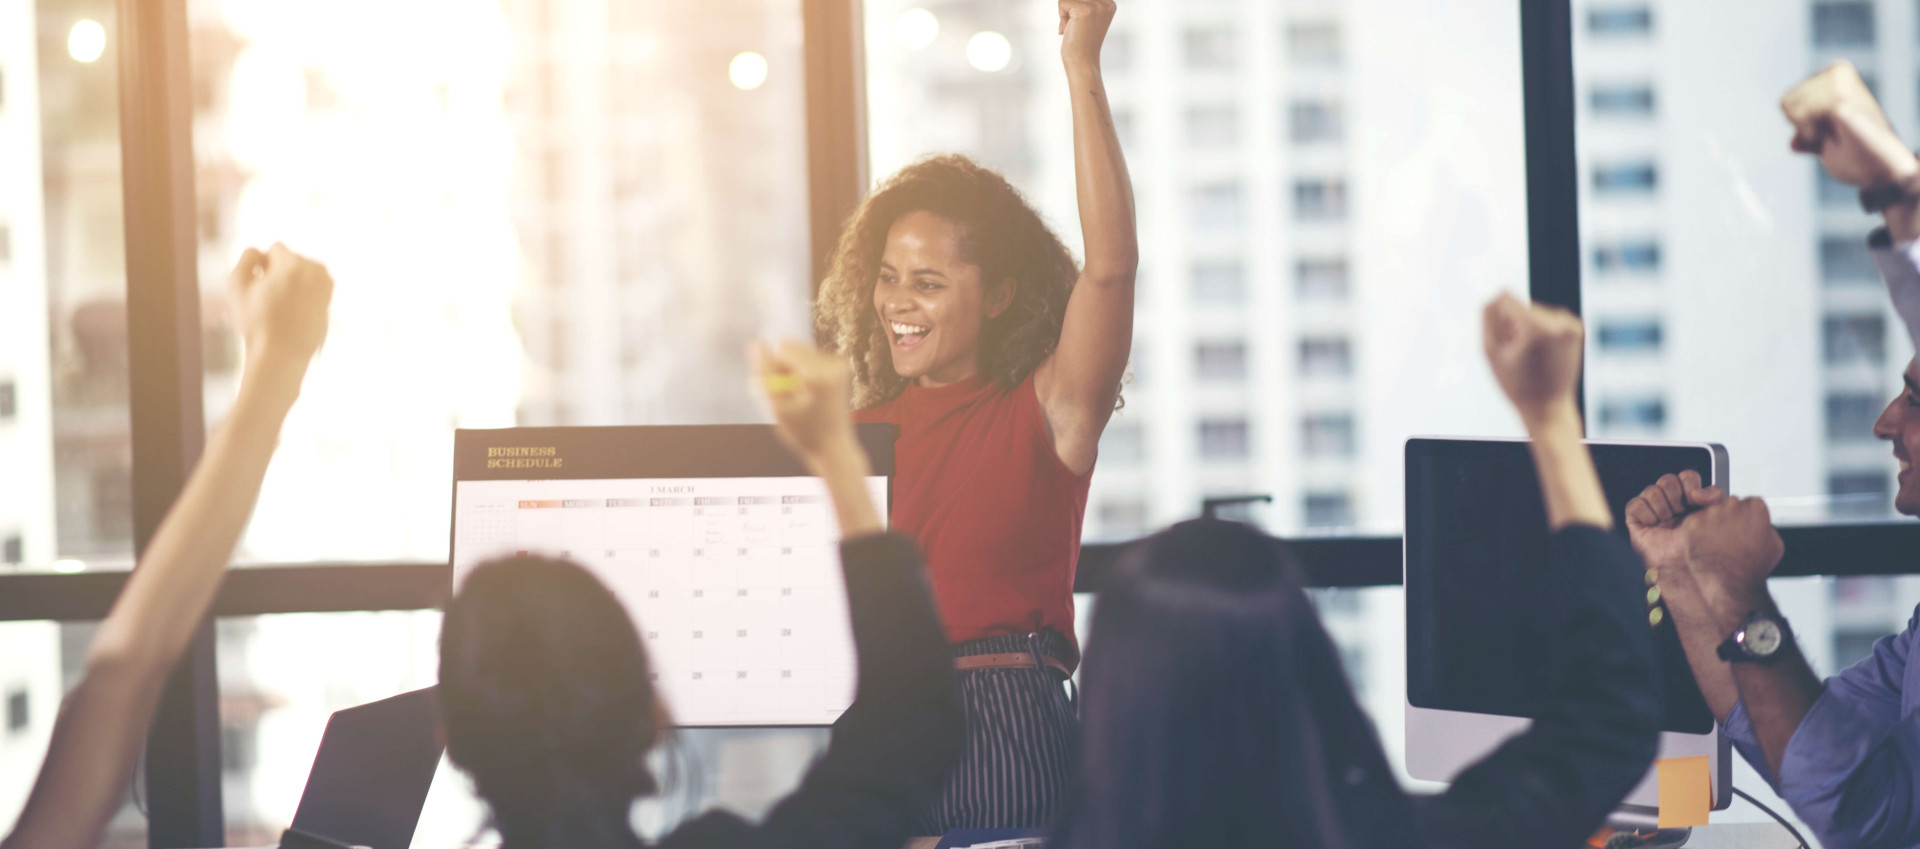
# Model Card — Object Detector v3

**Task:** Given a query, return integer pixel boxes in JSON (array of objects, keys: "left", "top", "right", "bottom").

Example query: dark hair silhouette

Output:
[
  {"left": 438, "top": 556, "right": 659, "bottom": 849},
  {"left": 815, "top": 154, "right": 1093, "bottom": 409},
  {"left": 1053, "top": 519, "right": 1413, "bottom": 849}
]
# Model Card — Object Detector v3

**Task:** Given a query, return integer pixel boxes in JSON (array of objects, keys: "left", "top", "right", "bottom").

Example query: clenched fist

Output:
[
  {"left": 1782, "top": 61, "right": 1919, "bottom": 190},
  {"left": 1680, "top": 496, "right": 1786, "bottom": 618},
  {"left": 1482, "top": 293, "right": 1584, "bottom": 422},
  {"left": 751, "top": 340, "right": 860, "bottom": 470},
  {"left": 228, "top": 243, "right": 333, "bottom": 375},
  {"left": 1059, "top": 0, "right": 1116, "bottom": 73}
]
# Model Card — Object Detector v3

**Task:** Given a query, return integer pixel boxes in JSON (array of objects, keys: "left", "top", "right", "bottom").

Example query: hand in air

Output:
[
  {"left": 751, "top": 341, "right": 859, "bottom": 468},
  {"left": 228, "top": 243, "right": 333, "bottom": 373},
  {"left": 1625, "top": 471, "right": 1725, "bottom": 617},
  {"left": 1481, "top": 293, "right": 1583, "bottom": 421},
  {"left": 1678, "top": 495, "right": 1786, "bottom": 619},
  {"left": 1782, "top": 61, "right": 1919, "bottom": 188},
  {"left": 1059, "top": 0, "right": 1116, "bottom": 71}
]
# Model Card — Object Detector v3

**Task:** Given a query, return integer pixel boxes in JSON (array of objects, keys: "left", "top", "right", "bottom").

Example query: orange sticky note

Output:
[{"left": 1657, "top": 756, "right": 1711, "bottom": 828}]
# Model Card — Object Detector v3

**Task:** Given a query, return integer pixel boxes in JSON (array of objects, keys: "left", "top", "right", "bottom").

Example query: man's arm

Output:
[
  {"left": 1627, "top": 472, "right": 1740, "bottom": 721},
  {"left": 2, "top": 246, "right": 331, "bottom": 849}
]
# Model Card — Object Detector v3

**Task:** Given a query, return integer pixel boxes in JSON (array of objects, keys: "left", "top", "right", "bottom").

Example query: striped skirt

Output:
[{"left": 916, "top": 630, "right": 1080, "bottom": 834}]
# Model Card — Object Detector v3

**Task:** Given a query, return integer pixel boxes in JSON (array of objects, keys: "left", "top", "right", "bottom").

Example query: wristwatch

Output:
[{"left": 1716, "top": 611, "right": 1791, "bottom": 664}]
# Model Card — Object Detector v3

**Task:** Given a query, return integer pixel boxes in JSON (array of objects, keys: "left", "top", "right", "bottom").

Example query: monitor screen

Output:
[
  {"left": 1405, "top": 438, "right": 1718, "bottom": 734},
  {"left": 450, "top": 425, "right": 893, "bottom": 727}
]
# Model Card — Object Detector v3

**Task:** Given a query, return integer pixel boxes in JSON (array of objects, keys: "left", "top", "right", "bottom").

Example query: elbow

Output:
[{"left": 1080, "top": 261, "right": 1139, "bottom": 292}]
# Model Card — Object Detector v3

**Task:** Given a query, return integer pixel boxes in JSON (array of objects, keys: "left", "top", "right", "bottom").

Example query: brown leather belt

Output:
[{"left": 954, "top": 652, "right": 1074, "bottom": 679}]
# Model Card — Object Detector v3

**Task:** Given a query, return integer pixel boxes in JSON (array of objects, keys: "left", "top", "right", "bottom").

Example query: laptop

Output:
[{"left": 276, "top": 687, "right": 443, "bottom": 849}]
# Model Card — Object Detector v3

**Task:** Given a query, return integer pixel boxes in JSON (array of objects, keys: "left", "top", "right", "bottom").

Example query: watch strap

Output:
[{"left": 1861, "top": 161, "right": 1920, "bottom": 212}]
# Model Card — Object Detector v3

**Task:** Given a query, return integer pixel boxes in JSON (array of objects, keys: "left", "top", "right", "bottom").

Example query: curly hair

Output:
[{"left": 816, "top": 155, "right": 1082, "bottom": 409}]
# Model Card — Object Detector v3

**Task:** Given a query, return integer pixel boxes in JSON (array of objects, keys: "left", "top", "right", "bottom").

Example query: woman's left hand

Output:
[{"left": 1059, "top": 0, "right": 1116, "bottom": 72}]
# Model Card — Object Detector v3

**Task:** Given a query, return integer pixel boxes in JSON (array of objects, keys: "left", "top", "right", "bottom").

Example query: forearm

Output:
[
  {"left": 805, "top": 434, "right": 882, "bottom": 539},
  {"left": 1660, "top": 587, "right": 1742, "bottom": 721},
  {"left": 1711, "top": 589, "right": 1823, "bottom": 777},
  {"left": 1520, "top": 401, "right": 1611, "bottom": 531},
  {"left": 1885, "top": 197, "right": 1920, "bottom": 242},
  {"left": 1065, "top": 63, "right": 1138, "bottom": 281},
  {"left": 7, "top": 357, "right": 303, "bottom": 849}
]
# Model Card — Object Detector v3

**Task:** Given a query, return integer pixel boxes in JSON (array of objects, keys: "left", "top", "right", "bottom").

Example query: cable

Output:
[{"left": 1732, "top": 785, "right": 1808, "bottom": 849}]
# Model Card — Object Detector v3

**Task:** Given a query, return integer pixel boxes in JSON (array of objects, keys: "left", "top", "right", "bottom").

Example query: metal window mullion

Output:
[
  {"left": 1519, "top": 0, "right": 1585, "bottom": 421},
  {"left": 803, "top": 0, "right": 870, "bottom": 294}
]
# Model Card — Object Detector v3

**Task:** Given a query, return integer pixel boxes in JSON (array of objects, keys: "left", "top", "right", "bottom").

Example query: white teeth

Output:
[{"left": 890, "top": 322, "right": 928, "bottom": 336}]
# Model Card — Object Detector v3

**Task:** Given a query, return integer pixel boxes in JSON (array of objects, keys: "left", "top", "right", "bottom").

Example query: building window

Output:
[
  {"left": 1812, "top": 1, "right": 1875, "bottom": 47},
  {"left": 1599, "top": 397, "right": 1666, "bottom": 430},
  {"left": 1190, "top": 183, "right": 1245, "bottom": 233},
  {"left": 1592, "top": 162, "right": 1658, "bottom": 195},
  {"left": 1593, "top": 240, "right": 1661, "bottom": 274},
  {"left": 6, "top": 689, "right": 26, "bottom": 735},
  {"left": 1099, "top": 499, "right": 1150, "bottom": 538},
  {"left": 1821, "top": 235, "right": 1879, "bottom": 284},
  {"left": 1827, "top": 392, "right": 1884, "bottom": 443},
  {"left": 1192, "top": 261, "right": 1245, "bottom": 305},
  {"left": 1590, "top": 84, "right": 1655, "bottom": 117},
  {"left": 1195, "top": 341, "right": 1249, "bottom": 381},
  {"left": 1304, "top": 491, "right": 1353, "bottom": 528},
  {"left": 0, "top": 222, "right": 10, "bottom": 264},
  {"left": 1588, "top": 5, "right": 1653, "bottom": 36},
  {"left": 1185, "top": 105, "right": 1239, "bottom": 148},
  {"left": 1287, "top": 21, "right": 1341, "bottom": 68},
  {"left": 1294, "top": 178, "right": 1348, "bottom": 221},
  {"left": 1302, "top": 413, "right": 1356, "bottom": 459},
  {"left": 1299, "top": 336, "right": 1352, "bottom": 378},
  {"left": 0, "top": 379, "right": 14, "bottom": 420},
  {"left": 1296, "top": 257, "right": 1350, "bottom": 299},
  {"left": 1199, "top": 418, "right": 1251, "bottom": 461},
  {"left": 1825, "top": 314, "right": 1887, "bottom": 365},
  {"left": 1289, "top": 98, "right": 1344, "bottom": 145},
  {"left": 1596, "top": 319, "right": 1663, "bottom": 354},
  {"left": 1101, "top": 420, "right": 1145, "bottom": 464},
  {"left": 1184, "top": 26, "right": 1237, "bottom": 71},
  {"left": 2, "top": 533, "right": 20, "bottom": 565},
  {"left": 1829, "top": 471, "right": 1891, "bottom": 517},
  {"left": 1818, "top": 164, "right": 1859, "bottom": 207}
]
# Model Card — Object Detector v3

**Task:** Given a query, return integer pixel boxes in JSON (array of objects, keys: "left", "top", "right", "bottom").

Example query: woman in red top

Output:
[{"left": 815, "top": 0, "right": 1135, "bottom": 832}]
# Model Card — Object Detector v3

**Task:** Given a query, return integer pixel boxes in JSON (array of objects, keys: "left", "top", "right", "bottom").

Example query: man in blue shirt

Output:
[{"left": 1628, "top": 61, "right": 1920, "bottom": 849}]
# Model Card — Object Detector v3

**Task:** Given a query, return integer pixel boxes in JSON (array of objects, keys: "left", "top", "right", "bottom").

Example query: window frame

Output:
[{"left": 4, "top": 3, "right": 1918, "bottom": 847}]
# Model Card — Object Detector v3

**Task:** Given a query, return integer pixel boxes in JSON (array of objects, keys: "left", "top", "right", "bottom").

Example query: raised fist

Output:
[
  {"left": 1782, "top": 61, "right": 1919, "bottom": 189},
  {"left": 752, "top": 340, "right": 858, "bottom": 467},
  {"left": 1625, "top": 470, "right": 1725, "bottom": 613},
  {"left": 1482, "top": 293, "right": 1583, "bottom": 420},
  {"left": 1679, "top": 496, "right": 1786, "bottom": 611},
  {"left": 1059, "top": 0, "right": 1116, "bottom": 70},
  {"left": 227, "top": 243, "right": 332, "bottom": 371}
]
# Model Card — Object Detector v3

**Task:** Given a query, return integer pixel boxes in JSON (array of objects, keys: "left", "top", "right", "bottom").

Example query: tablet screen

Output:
[{"left": 1405, "top": 438, "right": 1716, "bottom": 734}]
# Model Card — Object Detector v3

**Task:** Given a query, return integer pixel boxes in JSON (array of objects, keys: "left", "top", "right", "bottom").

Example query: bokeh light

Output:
[
  {"left": 966, "top": 31, "right": 1012, "bottom": 72},
  {"left": 729, "top": 51, "right": 769, "bottom": 90},
  {"left": 895, "top": 8, "right": 939, "bottom": 50},
  {"left": 68, "top": 19, "right": 106, "bottom": 63}
]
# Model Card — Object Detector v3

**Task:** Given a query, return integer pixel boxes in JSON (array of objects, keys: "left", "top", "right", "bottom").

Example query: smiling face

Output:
[
  {"left": 872, "top": 210, "right": 1014, "bottom": 386},
  {"left": 1873, "top": 358, "right": 1920, "bottom": 516}
]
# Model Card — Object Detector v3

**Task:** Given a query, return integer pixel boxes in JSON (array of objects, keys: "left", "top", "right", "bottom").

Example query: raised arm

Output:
[
  {"left": 3, "top": 245, "right": 331, "bottom": 849},
  {"left": 1034, "top": 0, "right": 1138, "bottom": 475},
  {"left": 1480, "top": 294, "right": 1609, "bottom": 530}
]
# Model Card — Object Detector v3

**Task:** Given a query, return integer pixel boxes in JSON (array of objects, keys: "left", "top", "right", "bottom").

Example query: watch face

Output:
[{"left": 1745, "top": 619, "right": 1785, "bottom": 657}]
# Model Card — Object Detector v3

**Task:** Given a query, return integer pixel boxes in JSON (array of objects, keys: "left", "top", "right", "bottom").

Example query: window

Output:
[
  {"left": 1289, "top": 98, "right": 1344, "bottom": 145},
  {"left": 1195, "top": 341, "right": 1249, "bottom": 381},
  {"left": 1587, "top": 5, "right": 1653, "bottom": 37},
  {"left": 1299, "top": 336, "right": 1353, "bottom": 378},
  {"left": 0, "top": 222, "right": 10, "bottom": 264},
  {"left": 1192, "top": 261, "right": 1245, "bottom": 305},
  {"left": 1822, "top": 235, "right": 1879, "bottom": 284},
  {"left": 1287, "top": 21, "right": 1341, "bottom": 68},
  {"left": 1185, "top": 105, "right": 1239, "bottom": 148},
  {"left": 1596, "top": 319, "right": 1663, "bottom": 354},
  {"left": 1818, "top": 164, "right": 1859, "bottom": 207},
  {"left": 1104, "top": 30, "right": 1134, "bottom": 74},
  {"left": 1592, "top": 162, "right": 1658, "bottom": 195},
  {"left": 1101, "top": 420, "right": 1145, "bottom": 465},
  {"left": 1812, "top": 1, "right": 1875, "bottom": 47},
  {"left": 1827, "top": 392, "right": 1884, "bottom": 443},
  {"left": 1829, "top": 471, "right": 1892, "bottom": 518},
  {"left": 1592, "top": 240, "right": 1661, "bottom": 274},
  {"left": 2, "top": 533, "right": 20, "bottom": 565},
  {"left": 1304, "top": 491, "right": 1353, "bottom": 528},
  {"left": 1296, "top": 257, "right": 1351, "bottom": 299},
  {"left": 1302, "top": 412, "right": 1356, "bottom": 458},
  {"left": 0, "top": 379, "right": 14, "bottom": 420},
  {"left": 5, "top": 688, "right": 25, "bottom": 734},
  {"left": 1598, "top": 397, "right": 1666, "bottom": 431},
  {"left": 1824, "top": 314, "right": 1887, "bottom": 365},
  {"left": 1184, "top": 26, "right": 1237, "bottom": 71},
  {"left": 1589, "top": 84, "right": 1655, "bottom": 117},
  {"left": 1294, "top": 177, "right": 1348, "bottom": 221},
  {"left": 1098, "top": 499, "right": 1149, "bottom": 537},
  {"left": 1190, "top": 183, "right": 1246, "bottom": 233},
  {"left": 1199, "top": 418, "right": 1251, "bottom": 461}
]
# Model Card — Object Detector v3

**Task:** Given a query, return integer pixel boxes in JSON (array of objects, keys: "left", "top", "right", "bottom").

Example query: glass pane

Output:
[
  {"left": 187, "top": 0, "right": 813, "bottom": 565},
  {"left": 864, "top": 0, "right": 1529, "bottom": 538},
  {"left": 4, "top": 0, "right": 135, "bottom": 574},
  {"left": 0, "top": 621, "right": 147, "bottom": 849},
  {"left": 1573, "top": 0, "right": 1911, "bottom": 524}
]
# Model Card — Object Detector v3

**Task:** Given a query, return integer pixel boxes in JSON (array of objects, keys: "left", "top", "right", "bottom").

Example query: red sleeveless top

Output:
[{"left": 856, "top": 372, "right": 1091, "bottom": 656}]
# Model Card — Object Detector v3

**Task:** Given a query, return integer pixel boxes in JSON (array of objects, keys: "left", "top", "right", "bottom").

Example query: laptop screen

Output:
[
  {"left": 289, "top": 687, "right": 442, "bottom": 849},
  {"left": 449, "top": 424, "right": 894, "bottom": 727}
]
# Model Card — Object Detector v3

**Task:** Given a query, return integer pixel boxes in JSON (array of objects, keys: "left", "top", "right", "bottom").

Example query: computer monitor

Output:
[
  {"left": 1403, "top": 437, "right": 1733, "bottom": 826},
  {"left": 449, "top": 424, "right": 893, "bottom": 728}
]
